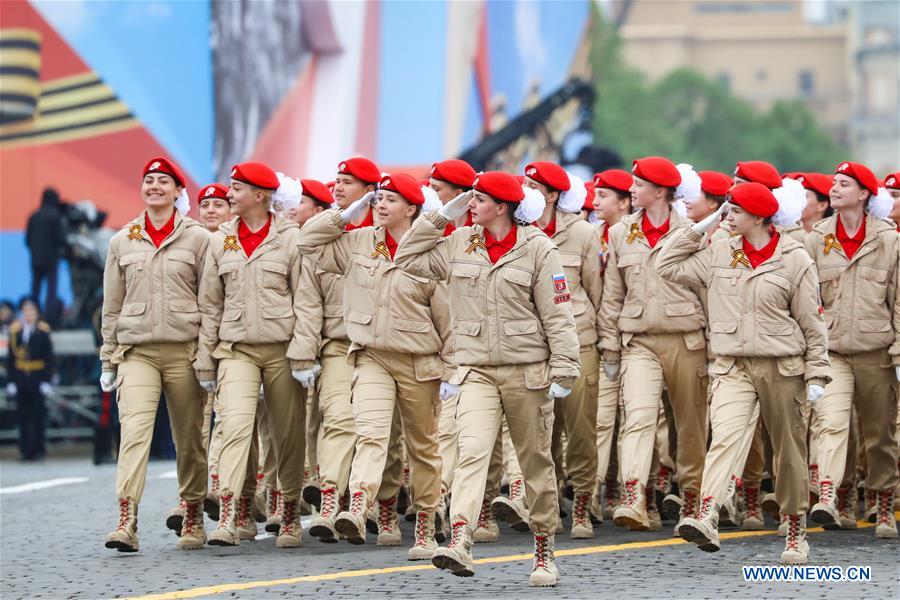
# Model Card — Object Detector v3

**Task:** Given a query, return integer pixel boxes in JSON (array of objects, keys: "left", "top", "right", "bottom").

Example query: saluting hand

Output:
[
  {"left": 439, "top": 190, "right": 473, "bottom": 221},
  {"left": 691, "top": 202, "right": 727, "bottom": 234},
  {"left": 341, "top": 192, "right": 374, "bottom": 223}
]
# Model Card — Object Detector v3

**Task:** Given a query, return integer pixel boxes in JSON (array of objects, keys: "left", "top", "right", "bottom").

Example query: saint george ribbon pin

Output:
[
  {"left": 127, "top": 224, "right": 143, "bottom": 241},
  {"left": 730, "top": 249, "right": 751, "bottom": 268},
  {"left": 223, "top": 235, "right": 240, "bottom": 251},
  {"left": 371, "top": 241, "right": 391, "bottom": 260},
  {"left": 626, "top": 223, "right": 645, "bottom": 244},
  {"left": 465, "top": 234, "right": 486, "bottom": 254},
  {"left": 823, "top": 233, "right": 842, "bottom": 255}
]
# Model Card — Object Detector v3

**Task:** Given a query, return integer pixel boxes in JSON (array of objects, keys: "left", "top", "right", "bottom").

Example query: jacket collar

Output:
[
  {"left": 126, "top": 210, "right": 189, "bottom": 251},
  {"left": 812, "top": 213, "right": 892, "bottom": 265},
  {"left": 728, "top": 231, "right": 801, "bottom": 278},
  {"left": 620, "top": 206, "right": 686, "bottom": 252},
  {"left": 219, "top": 213, "right": 297, "bottom": 262}
]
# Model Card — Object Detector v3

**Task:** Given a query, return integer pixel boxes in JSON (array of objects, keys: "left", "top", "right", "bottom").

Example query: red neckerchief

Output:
[
  {"left": 144, "top": 210, "right": 176, "bottom": 248},
  {"left": 484, "top": 226, "right": 517, "bottom": 264},
  {"left": 238, "top": 216, "right": 272, "bottom": 257},
  {"left": 537, "top": 217, "right": 556, "bottom": 238},
  {"left": 641, "top": 212, "right": 670, "bottom": 248},
  {"left": 742, "top": 232, "right": 780, "bottom": 269},
  {"left": 836, "top": 215, "right": 866, "bottom": 260},
  {"left": 384, "top": 229, "right": 398, "bottom": 260}
]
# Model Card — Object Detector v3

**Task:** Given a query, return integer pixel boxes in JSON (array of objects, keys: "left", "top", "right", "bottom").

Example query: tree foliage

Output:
[{"left": 589, "top": 7, "right": 846, "bottom": 173}]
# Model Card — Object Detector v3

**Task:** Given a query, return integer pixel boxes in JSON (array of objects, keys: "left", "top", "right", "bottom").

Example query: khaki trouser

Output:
[
  {"left": 377, "top": 407, "right": 405, "bottom": 500},
  {"left": 742, "top": 422, "right": 766, "bottom": 487},
  {"left": 450, "top": 364, "right": 558, "bottom": 533},
  {"left": 557, "top": 346, "right": 600, "bottom": 493},
  {"left": 484, "top": 421, "right": 510, "bottom": 497},
  {"left": 348, "top": 349, "right": 441, "bottom": 511},
  {"left": 501, "top": 417, "right": 523, "bottom": 482},
  {"left": 438, "top": 390, "right": 460, "bottom": 492},
  {"left": 115, "top": 342, "right": 207, "bottom": 504},
  {"left": 306, "top": 388, "right": 320, "bottom": 486},
  {"left": 816, "top": 350, "right": 899, "bottom": 491},
  {"left": 551, "top": 402, "right": 566, "bottom": 485},
  {"left": 596, "top": 370, "right": 620, "bottom": 484},
  {"left": 315, "top": 339, "right": 356, "bottom": 493},
  {"left": 216, "top": 342, "right": 306, "bottom": 499},
  {"left": 619, "top": 332, "right": 708, "bottom": 492},
  {"left": 700, "top": 357, "right": 809, "bottom": 515},
  {"left": 202, "top": 392, "right": 215, "bottom": 453},
  {"left": 656, "top": 396, "right": 676, "bottom": 472},
  {"left": 257, "top": 398, "right": 277, "bottom": 490}
]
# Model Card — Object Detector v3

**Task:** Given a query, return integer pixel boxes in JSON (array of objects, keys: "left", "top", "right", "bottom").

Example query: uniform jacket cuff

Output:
[
  {"left": 291, "top": 360, "right": 315, "bottom": 371},
  {"left": 805, "top": 376, "right": 829, "bottom": 388},
  {"left": 195, "top": 369, "right": 216, "bottom": 382},
  {"left": 551, "top": 377, "right": 577, "bottom": 390}
]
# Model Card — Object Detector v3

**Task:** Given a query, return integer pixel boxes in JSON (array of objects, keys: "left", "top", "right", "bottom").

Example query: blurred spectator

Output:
[
  {"left": 5, "top": 297, "right": 55, "bottom": 461},
  {"left": 26, "top": 188, "right": 66, "bottom": 326},
  {"left": 0, "top": 299, "right": 14, "bottom": 336}
]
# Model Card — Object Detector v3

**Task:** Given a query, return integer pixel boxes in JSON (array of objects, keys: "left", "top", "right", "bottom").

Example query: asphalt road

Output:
[{"left": 1, "top": 456, "right": 898, "bottom": 599}]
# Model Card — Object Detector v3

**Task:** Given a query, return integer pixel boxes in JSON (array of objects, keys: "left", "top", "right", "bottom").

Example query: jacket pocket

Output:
[
  {"left": 352, "top": 255, "right": 380, "bottom": 289},
  {"left": 776, "top": 355, "right": 805, "bottom": 377},
  {"left": 502, "top": 268, "right": 533, "bottom": 287},
  {"left": 347, "top": 310, "right": 374, "bottom": 325},
  {"left": 169, "top": 299, "right": 199, "bottom": 313},
  {"left": 682, "top": 330, "right": 706, "bottom": 351},
  {"left": 710, "top": 321, "right": 738, "bottom": 334},
  {"left": 413, "top": 353, "right": 443, "bottom": 382},
  {"left": 122, "top": 302, "right": 147, "bottom": 316},
  {"left": 713, "top": 270, "right": 740, "bottom": 296},
  {"left": 858, "top": 265, "right": 889, "bottom": 304},
  {"left": 448, "top": 366, "right": 471, "bottom": 386},
  {"left": 259, "top": 261, "right": 290, "bottom": 295},
  {"left": 759, "top": 322, "right": 794, "bottom": 336},
  {"left": 393, "top": 318, "right": 432, "bottom": 333},
  {"left": 665, "top": 302, "right": 696, "bottom": 317},
  {"left": 119, "top": 253, "right": 146, "bottom": 286},
  {"left": 817, "top": 266, "right": 842, "bottom": 306},
  {"left": 450, "top": 263, "right": 482, "bottom": 297},
  {"left": 323, "top": 304, "right": 343, "bottom": 318},
  {"left": 456, "top": 320, "right": 481, "bottom": 336},
  {"left": 222, "top": 307, "right": 243, "bottom": 321},
  {"left": 523, "top": 361, "right": 551, "bottom": 390},
  {"left": 620, "top": 304, "right": 644, "bottom": 319},
  {"left": 218, "top": 261, "right": 241, "bottom": 288},
  {"left": 262, "top": 305, "right": 293, "bottom": 319},
  {"left": 858, "top": 318, "right": 891, "bottom": 333},
  {"left": 502, "top": 319, "right": 539, "bottom": 336},
  {"left": 711, "top": 356, "right": 736, "bottom": 377}
]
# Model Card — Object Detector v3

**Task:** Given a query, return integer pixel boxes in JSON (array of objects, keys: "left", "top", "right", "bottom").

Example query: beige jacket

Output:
[
  {"left": 394, "top": 211, "right": 581, "bottom": 389},
  {"left": 547, "top": 210, "right": 603, "bottom": 347},
  {"left": 297, "top": 210, "right": 453, "bottom": 381},
  {"left": 196, "top": 215, "right": 306, "bottom": 378},
  {"left": 100, "top": 212, "right": 209, "bottom": 370},
  {"left": 291, "top": 250, "right": 350, "bottom": 370},
  {"left": 657, "top": 227, "right": 831, "bottom": 385},
  {"left": 804, "top": 215, "right": 900, "bottom": 362},
  {"left": 599, "top": 208, "right": 707, "bottom": 356}
]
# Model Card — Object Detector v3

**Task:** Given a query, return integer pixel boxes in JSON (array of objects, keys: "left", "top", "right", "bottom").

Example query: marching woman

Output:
[
  {"left": 591, "top": 169, "right": 633, "bottom": 518},
  {"left": 807, "top": 162, "right": 899, "bottom": 539},
  {"left": 102, "top": 158, "right": 210, "bottom": 552},
  {"left": 658, "top": 182, "right": 830, "bottom": 564},
  {"left": 394, "top": 172, "right": 580, "bottom": 587},
  {"left": 526, "top": 161, "right": 603, "bottom": 539},
  {"left": 196, "top": 162, "right": 308, "bottom": 549},
  {"left": 296, "top": 173, "right": 451, "bottom": 561},
  {"left": 598, "top": 157, "right": 709, "bottom": 535}
]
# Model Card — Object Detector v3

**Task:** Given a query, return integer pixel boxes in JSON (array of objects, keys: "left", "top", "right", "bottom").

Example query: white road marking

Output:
[{"left": 0, "top": 477, "right": 90, "bottom": 495}]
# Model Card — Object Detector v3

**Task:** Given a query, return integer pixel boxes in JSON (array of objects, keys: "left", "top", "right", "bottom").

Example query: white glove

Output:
[
  {"left": 39, "top": 382, "right": 52, "bottom": 396},
  {"left": 549, "top": 383, "right": 572, "bottom": 399},
  {"left": 807, "top": 384, "right": 825, "bottom": 404},
  {"left": 5, "top": 383, "right": 16, "bottom": 396},
  {"left": 100, "top": 371, "right": 116, "bottom": 393},
  {"left": 691, "top": 202, "right": 727, "bottom": 234},
  {"left": 341, "top": 192, "right": 374, "bottom": 223},
  {"left": 438, "top": 191, "right": 473, "bottom": 221},
  {"left": 292, "top": 363, "right": 322, "bottom": 389},
  {"left": 895, "top": 366, "right": 900, "bottom": 382},
  {"left": 199, "top": 379, "right": 216, "bottom": 393},
  {"left": 603, "top": 362, "right": 620, "bottom": 381},
  {"left": 439, "top": 381, "right": 459, "bottom": 401}
]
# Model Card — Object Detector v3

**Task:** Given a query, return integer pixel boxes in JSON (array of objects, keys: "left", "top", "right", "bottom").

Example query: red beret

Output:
[
  {"left": 583, "top": 181, "right": 595, "bottom": 210},
  {"left": 734, "top": 161, "right": 781, "bottom": 190},
  {"left": 698, "top": 171, "right": 733, "bottom": 197},
  {"left": 726, "top": 182, "right": 778, "bottom": 218},
  {"left": 143, "top": 157, "right": 185, "bottom": 187},
  {"left": 474, "top": 171, "right": 525, "bottom": 203},
  {"left": 884, "top": 173, "right": 900, "bottom": 190},
  {"left": 337, "top": 157, "right": 381, "bottom": 184},
  {"left": 430, "top": 159, "right": 476, "bottom": 189},
  {"left": 326, "top": 180, "right": 336, "bottom": 193},
  {"left": 230, "top": 161, "right": 279, "bottom": 190},
  {"left": 782, "top": 172, "right": 803, "bottom": 180},
  {"left": 300, "top": 179, "right": 334, "bottom": 207},
  {"left": 379, "top": 173, "right": 425, "bottom": 206},
  {"left": 593, "top": 169, "right": 633, "bottom": 194},
  {"left": 197, "top": 183, "right": 229, "bottom": 202},
  {"left": 632, "top": 157, "right": 681, "bottom": 188},
  {"left": 834, "top": 161, "right": 878, "bottom": 196},
  {"left": 524, "top": 161, "right": 571, "bottom": 192},
  {"left": 796, "top": 173, "right": 833, "bottom": 198}
]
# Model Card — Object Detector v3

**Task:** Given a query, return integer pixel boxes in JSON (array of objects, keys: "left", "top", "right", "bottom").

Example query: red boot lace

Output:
[
  {"left": 681, "top": 489, "right": 698, "bottom": 519},
  {"left": 809, "top": 464, "right": 819, "bottom": 489},
  {"left": 319, "top": 487, "right": 337, "bottom": 518},
  {"left": 350, "top": 491, "right": 365, "bottom": 514},
  {"left": 836, "top": 485, "right": 852, "bottom": 517},
  {"left": 623, "top": 479, "right": 639, "bottom": 508},
  {"left": 236, "top": 496, "right": 252, "bottom": 528},
  {"left": 656, "top": 467, "right": 671, "bottom": 493},
  {"left": 183, "top": 502, "right": 198, "bottom": 535},
  {"left": 509, "top": 479, "right": 524, "bottom": 502},
  {"left": 604, "top": 480, "right": 620, "bottom": 509},
  {"left": 414, "top": 511, "right": 429, "bottom": 546},
  {"left": 534, "top": 535, "right": 549, "bottom": 569},
  {"left": 218, "top": 495, "right": 233, "bottom": 528},
  {"left": 744, "top": 486, "right": 761, "bottom": 519},
  {"left": 449, "top": 521, "right": 466, "bottom": 548},
  {"left": 377, "top": 498, "right": 396, "bottom": 532},
  {"left": 573, "top": 493, "right": 590, "bottom": 526},
  {"left": 281, "top": 499, "right": 297, "bottom": 535},
  {"left": 697, "top": 496, "right": 715, "bottom": 520},
  {"left": 818, "top": 480, "right": 835, "bottom": 506},
  {"left": 785, "top": 515, "right": 800, "bottom": 551},
  {"left": 211, "top": 474, "right": 219, "bottom": 496},
  {"left": 876, "top": 490, "right": 893, "bottom": 525},
  {"left": 116, "top": 498, "right": 131, "bottom": 530},
  {"left": 267, "top": 489, "right": 281, "bottom": 516},
  {"left": 477, "top": 497, "right": 492, "bottom": 529}
]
